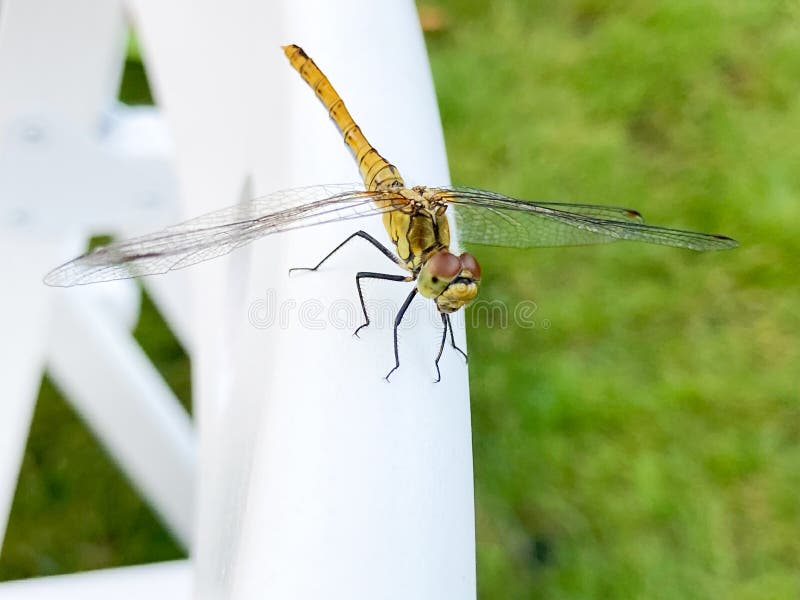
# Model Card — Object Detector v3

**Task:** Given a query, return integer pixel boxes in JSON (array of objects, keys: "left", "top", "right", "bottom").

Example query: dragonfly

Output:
[{"left": 45, "top": 44, "right": 738, "bottom": 381}]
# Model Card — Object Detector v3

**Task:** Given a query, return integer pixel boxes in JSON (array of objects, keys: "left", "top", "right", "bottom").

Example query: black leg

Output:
[
  {"left": 289, "top": 230, "right": 402, "bottom": 274},
  {"left": 433, "top": 313, "right": 449, "bottom": 383},
  {"left": 385, "top": 288, "right": 418, "bottom": 381},
  {"left": 445, "top": 313, "right": 468, "bottom": 363},
  {"left": 354, "top": 272, "right": 411, "bottom": 337}
]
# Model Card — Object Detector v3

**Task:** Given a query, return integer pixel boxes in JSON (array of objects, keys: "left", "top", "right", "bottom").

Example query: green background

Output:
[{"left": 2, "top": 1, "right": 799, "bottom": 598}]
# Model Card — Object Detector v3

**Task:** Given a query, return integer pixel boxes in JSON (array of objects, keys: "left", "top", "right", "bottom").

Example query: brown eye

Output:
[
  {"left": 427, "top": 251, "right": 461, "bottom": 279},
  {"left": 459, "top": 252, "right": 481, "bottom": 279}
]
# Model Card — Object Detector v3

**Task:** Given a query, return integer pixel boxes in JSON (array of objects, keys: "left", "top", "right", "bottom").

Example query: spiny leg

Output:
[
  {"left": 354, "top": 272, "right": 412, "bottom": 337},
  {"left": 445, "top": 313, "right": 468, "bottom": 363},
  {"left": 385, "top": 288, "right": 418, "bottom": 381},
  {"left": 288, "top": 230, "right": 402, "bottom": 274},
  {"left": 433, "top": 313, "right": 449, "bottom": 383}
]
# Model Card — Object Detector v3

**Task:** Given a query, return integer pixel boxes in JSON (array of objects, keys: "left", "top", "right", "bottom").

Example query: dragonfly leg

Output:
[
  {"left": 289, "top": 230, "right": 402, "bottom": 274},
  {"left": 433, "top": 313, "right": 448, "bottom": 383},
  {"left": 445, "top": 313, "right": 468, "bottom": 363},
  {"left": 385, "top": 288, "right": 418, "bottom": 381},
  {"left": 354, "top": 272, "right": 412, "bottom": 337}
]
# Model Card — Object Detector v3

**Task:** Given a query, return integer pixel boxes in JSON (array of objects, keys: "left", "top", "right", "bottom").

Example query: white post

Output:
[
  {"left": 0, "top": 0, "right": 195, "bottom": 554},
  {"left": 0, "top": 234, "right": 67, "bottom": 550},
  {"left": 135, "top": 0, "right": 476, "bottom": 597},
  {"left": 131, "top": 0, "right": 476, "bottom": 597},
  {"left": 0, "top": 0, "right": 128, "bottom": 549}
]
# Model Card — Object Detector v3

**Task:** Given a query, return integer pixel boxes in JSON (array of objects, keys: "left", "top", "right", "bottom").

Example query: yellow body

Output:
[
  {"left": 283, "top": 45, "right": 447, "bottom": 268},
  {"left": 283, "top": 44, "right": 478, "bottom": 310},
  {"left": 283, "top": 45, "right": 403, "bottom": 192}
]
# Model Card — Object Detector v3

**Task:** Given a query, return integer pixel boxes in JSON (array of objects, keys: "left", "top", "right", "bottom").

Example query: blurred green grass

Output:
[
  {"left": 428, "top": 1, "right": 800, "bottom": 598},
  {"left": 2, "top": 1, "right": 799, "bottom": 598}
]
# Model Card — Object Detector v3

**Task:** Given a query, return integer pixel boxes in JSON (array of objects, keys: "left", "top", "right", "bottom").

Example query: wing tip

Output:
[
  {"left": 686, "top": 233, "right": 738, "bottom": 251},
  {"left": 43, "top": 262, "right": 75, "bottom": 287},
  {"left": 42, "top": 272, "right": 61, "bottom": 287},
  {"left": 43, "top": 267, "right": 89, "bottom": 287},
  {"left": 711, "top": 234, "right": 739, "bottom": 249}
]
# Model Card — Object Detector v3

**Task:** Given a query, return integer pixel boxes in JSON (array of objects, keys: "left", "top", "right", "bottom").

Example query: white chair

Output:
[
  {"left": 0, "top": 0, "right": 194, "bottom": 553},
  {"left": 0, "top": 0, "right": 475, "bottom": 597}
]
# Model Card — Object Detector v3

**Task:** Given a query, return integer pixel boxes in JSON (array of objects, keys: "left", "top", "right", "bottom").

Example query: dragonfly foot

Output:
[
  {"left": 445, "top": 314, "right": 468, "bottom": 363},
  {"left": 384, "top": 365, "right": 399, "bottom": 381},
  {"left": 453, "top": 346, "right": 468, "bottom": 363},
  {"left": 353, "top": 322, "right": 370, "bottom": 338},
  {"left": 287, "top": 266, "right": 317, "bottom": 276}
]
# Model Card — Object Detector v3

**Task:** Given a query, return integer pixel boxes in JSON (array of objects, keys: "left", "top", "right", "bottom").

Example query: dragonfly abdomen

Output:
[{"left": 283, "top": 44, "right": 404, "bottom": 191}]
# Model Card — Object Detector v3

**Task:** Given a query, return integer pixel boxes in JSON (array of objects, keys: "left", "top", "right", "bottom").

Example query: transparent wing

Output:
[
  {"left": 45, "top": 184, "right": 404, "bottom": 286},
  {"left": 434, "top": 187, "right": 737, "bottom": 251}
]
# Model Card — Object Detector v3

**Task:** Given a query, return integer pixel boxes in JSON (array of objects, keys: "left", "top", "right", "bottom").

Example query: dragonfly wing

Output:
[
  {"left": 45, "top": 184, "right": 403, "bottom": 286},
  {"left": 435, "top": 188, "right": 737, "bottom": 251}
]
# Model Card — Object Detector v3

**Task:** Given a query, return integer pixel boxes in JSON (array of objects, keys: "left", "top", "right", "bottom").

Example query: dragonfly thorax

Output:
[
  {"left": 395, "top": 185, "right": 447, "bottom": 213},
  {"left": 417, "top": 250, "right": 482, "bottom": 313},
  {"left": 382, "top": 186, "right": 451, "bottom": 271}
]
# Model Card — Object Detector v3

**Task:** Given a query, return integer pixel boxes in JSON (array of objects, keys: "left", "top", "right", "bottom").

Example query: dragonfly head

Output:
[{"left": 417, "top": 251, "right": 482, "bottom": 313}]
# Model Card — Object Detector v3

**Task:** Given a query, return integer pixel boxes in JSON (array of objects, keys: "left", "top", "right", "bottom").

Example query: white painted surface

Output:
[
  {"left": 0, "top": 0, "right": 191, "bottom": 553},
  {"left": 0, "top": 0, "right": 127, "bottom": 551},
  {"left": 46, "top": 288, "right": 196, "bottom": 547},
  {"left": 224, "top": 4, "right": 477, "bottom": 598},
  {"left": 0, "top": 560, "right": 191, "bottom": 599},
  {"left": 131, "top": 1, "right": 475, "bottom": 597},
  {"left": 0, "top": 234, "right": 70, "bottom": 551},
  {"left": 1, "top": 0, "right": 476, "bottom": 597}
]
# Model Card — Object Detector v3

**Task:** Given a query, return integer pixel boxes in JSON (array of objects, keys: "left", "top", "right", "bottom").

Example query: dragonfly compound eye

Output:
[
  {"left": 417, "top": 251, "right": 461, "bottom": 299},
  {"left": 458, "top": 252, "right": 481, "bottom": 280},
  {"left": 428, "top": 251, "right": 462, "bottom": 280},
  {"left": 432, "top": 252, "right": 482, "bottom": 312}
]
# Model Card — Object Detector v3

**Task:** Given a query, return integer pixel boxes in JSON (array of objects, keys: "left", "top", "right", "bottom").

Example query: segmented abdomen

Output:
[{"left": 283, "top": 45, "right": 404, "bottom": 192}]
